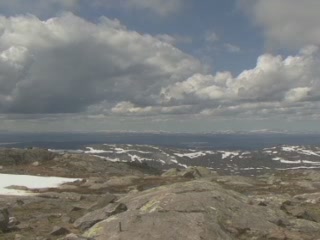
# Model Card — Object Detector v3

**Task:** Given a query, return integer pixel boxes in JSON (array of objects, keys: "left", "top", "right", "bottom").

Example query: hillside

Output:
[{"left": 1, "top": 148, "right": 320, "bottom": 239}]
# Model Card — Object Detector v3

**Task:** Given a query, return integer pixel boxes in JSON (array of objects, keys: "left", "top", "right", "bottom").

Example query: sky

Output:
[{"left": 0, "top": 0, "right": 320, "bottom": 133}]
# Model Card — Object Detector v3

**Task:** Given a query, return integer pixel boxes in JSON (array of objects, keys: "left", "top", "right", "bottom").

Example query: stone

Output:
[
  {"left": 74, "top": 203, "right": 127, "bottom": 231},
  {"left": 16, "top": 222, "right": 31, "bottom": 230},
  {"left": 32, "top": 161, "right": 40, "bottom": 166},
  {"left": 179, "top": 167, "right": 215, "bottom": 179},
  {"left": 49, "top": 226, "right": 70, "bottom": 236},
  {"left": 61, "top": 216, "right": 72, "bottom": 223},
  {"left": 88, "top": 193, "right": 117, "bottom": 211},
  {"left": 64, "top": 233, "right": 93, "bottom": 240},
  {"left": 181, "top": 170, "right": 196, "bottom": 179},
  {"left": 0, "top": 208, "right": 9, "bottom": 232},
  {"left": 14, "top": 234, "right": 24, "bottom": 240},
  {"left": 9, "top": 216, "right": 19, "bottom": 227},
  {"left": 161, "top": 168, "right": 181, "bottom": 177}
]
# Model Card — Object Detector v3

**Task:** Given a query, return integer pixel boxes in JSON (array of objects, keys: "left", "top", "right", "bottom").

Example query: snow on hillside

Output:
[
  {"left": 0, "top": 174, "right": 81, "bottom": 196},
  {"left": 79, "top": 144, "right": 320, "bottom": 176}
]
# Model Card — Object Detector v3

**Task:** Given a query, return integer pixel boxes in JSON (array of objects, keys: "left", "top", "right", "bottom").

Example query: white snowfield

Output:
[
  {"left": 0, "top": 174, "right": 81, "bottom": 196},
  {"left": 49, "top": 149, "right": 84, "bottom": 154}
]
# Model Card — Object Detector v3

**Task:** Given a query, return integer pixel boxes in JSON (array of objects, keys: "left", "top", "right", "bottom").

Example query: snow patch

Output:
[
  {"left": 49, "top": 149, "right": 83, "bottom": 154},
  {"left": 128, "top": 154, "right": 154, "bottom": 163},
  {"left": 85, "top": 147, "right": 113, "bottom": 154},
  {"left": 298, "top": 149, "right": 320, "bottom": 157},
  {"left": 219, "top": 151, "right": 239, "bottom": 159},
  {"left": 92, "top": 155, "right": 121, "bottom": 162},
  {"left": 174, "top": 152, "right": 206, "bottom": 158},
  {"left": 272, "top": 157, "right": 301, "bottom": 164},
  {"left": 281, "top": 146, "right": 298, "bottom": 152},
  {"left": 0, "top": 174, "right": 80, "bottom": 196}
]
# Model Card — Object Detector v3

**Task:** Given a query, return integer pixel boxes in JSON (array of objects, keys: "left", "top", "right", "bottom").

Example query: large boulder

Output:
[{"left": 82, "top": 180, "right": 320, "bottom": 240}]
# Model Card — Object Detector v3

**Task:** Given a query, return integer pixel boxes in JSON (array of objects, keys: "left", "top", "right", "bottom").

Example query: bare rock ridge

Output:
[{"left": 1, "top": 148, "right": 320, "bottom": 239}]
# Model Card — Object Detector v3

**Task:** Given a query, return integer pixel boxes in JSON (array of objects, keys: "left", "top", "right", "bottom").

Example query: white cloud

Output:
[
  {"left": 0, "top": 13, "right": 206, "bottom": 115},
  {"left": 240, "top": 0, "right": 320, "bottom": 49},
  {"left": 0, "top": 12, "right": 320, "bottom": 123},
  {"left": 111, "top": 101, "right": 193, "bottom": 116},
  {"left": 284, "top": 87, "right": 311, "bottom": 103},
  {"left": 160, "top": 45, "right": 320, "bottom": 118}
]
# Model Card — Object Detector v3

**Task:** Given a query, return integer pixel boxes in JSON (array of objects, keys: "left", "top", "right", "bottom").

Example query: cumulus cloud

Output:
[
  {"left": 111, "top": 101, "right": 194, "bottom": 116},
  {"left": 0, "top": 13, "right": 320, "bottom": 122},
  {"left": 239, "top": 0, "right": 320, "bottom": 49},
  {"left": 0, "top": 13, "right": 206, "bottom": 114},
  {"left": 160, "top": 46, "right": 320, "bottom": 118}
]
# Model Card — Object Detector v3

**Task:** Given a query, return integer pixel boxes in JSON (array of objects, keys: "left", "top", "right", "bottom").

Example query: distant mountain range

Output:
[
  {"left": 50, "top": 144, "right": 320, "bottom": 176},
  {"left": 1, "top": 129, "right": 320, "bottom": 135}
]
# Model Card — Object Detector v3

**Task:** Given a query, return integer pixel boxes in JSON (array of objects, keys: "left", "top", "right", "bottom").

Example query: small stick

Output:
[{"left": 119, "top": 222, "right": 122, "bottom": 232}]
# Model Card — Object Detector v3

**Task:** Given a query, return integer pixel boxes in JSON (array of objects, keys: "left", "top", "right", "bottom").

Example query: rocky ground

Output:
[{"left": 1, "top": 148, "right": 320, "bottom": 239}]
